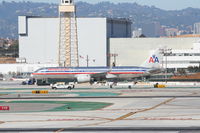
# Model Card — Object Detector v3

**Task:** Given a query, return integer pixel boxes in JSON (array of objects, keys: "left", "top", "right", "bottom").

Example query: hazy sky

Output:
[{"left": 1, "top": 0, "right": 200, "bottom": 10}]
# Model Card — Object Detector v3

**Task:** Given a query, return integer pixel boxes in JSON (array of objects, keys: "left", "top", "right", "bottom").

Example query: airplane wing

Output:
[
  {"left": 147, "top": 68, "right": 163, "bottom": 74},
  {"left": 90, "top": 68, "right": 118, "bottom": 79},
  {"left": 90, "top": 71, "right": 110, "bottom": 78}
]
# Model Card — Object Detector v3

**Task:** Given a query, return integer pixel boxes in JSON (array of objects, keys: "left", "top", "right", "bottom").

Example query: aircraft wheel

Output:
[{"left": 68, "top": 86, "right": 72, "bottom": 90}]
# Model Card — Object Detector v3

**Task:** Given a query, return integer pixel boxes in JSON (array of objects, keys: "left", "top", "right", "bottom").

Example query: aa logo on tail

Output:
[{"left": 149, "top": 55, "right": 159, "bottom": 63}]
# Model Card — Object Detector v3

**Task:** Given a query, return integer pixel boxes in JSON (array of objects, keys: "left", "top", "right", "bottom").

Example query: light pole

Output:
[
  {"left": 109, "top": 53, "right": 118, "bottom": 67},
  {"left": 159, "top": 48, "right": 172, "bottom": 83},
  {"left": 165, "top": 53, "right": 167, "bottom": 83},
  {"left": 86, "top": 55, "right": 89, "bottom": 67},
  {"left": 83, "top": 55, "right": 95, "bottom": 67}
]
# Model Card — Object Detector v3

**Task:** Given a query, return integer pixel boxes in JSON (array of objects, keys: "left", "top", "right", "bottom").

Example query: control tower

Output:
[{"left": 58, "top": 0, "right": 79, "bottom": 67}]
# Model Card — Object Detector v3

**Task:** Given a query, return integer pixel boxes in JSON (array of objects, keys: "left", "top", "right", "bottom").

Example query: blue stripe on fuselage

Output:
[{"left": 38, "top": 68, "right": 148, "bottom": 73}]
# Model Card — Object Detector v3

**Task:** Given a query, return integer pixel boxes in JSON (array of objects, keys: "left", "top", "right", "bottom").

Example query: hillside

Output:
[{"left": 1, "top": 1, "right": 200, "bottom": 38}]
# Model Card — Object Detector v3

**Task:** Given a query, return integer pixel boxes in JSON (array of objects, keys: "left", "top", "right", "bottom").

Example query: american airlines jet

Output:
[{"left": 32, "top": 49, "right": 162, "bottom": 85}]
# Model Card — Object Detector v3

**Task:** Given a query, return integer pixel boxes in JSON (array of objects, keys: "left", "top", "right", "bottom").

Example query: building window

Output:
[{"left": 166, "top": 52, "right": 200, "bottom": 57}]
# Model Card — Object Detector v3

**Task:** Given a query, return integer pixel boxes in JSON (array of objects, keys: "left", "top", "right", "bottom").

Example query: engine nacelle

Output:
[{"left": 76, "top": 74, "right": 91, "bottom": 83}]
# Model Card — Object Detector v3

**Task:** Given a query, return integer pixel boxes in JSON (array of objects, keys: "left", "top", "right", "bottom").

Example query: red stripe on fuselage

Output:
[
  {"left": 109, "top": 72, "right": 144, "bottom": 74},
  {"left": 32, "top": 72, "right": 145, "bottom": 75}
]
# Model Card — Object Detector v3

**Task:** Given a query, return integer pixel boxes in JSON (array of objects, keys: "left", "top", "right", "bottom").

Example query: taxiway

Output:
[{"left": 0, "top": 81, "right": 200, "bottom": 132}]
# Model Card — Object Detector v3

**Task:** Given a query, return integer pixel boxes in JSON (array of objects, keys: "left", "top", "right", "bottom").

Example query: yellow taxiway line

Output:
[{"left": 73, "top": 97, "right": 176, "bottom": 129}]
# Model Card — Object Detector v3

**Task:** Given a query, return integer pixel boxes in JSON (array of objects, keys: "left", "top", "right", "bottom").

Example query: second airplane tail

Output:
[{"left": 141, "top": 48, "right": 162, "bottom": 68}]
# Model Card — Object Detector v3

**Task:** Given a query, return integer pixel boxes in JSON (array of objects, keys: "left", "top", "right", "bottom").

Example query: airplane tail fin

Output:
[{"left": 141, "top": 48, "right": 162, "bottom": 68}]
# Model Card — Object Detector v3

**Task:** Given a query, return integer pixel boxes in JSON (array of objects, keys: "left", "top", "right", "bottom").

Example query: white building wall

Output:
[
  {"left": 19, "top": 17, "right": 107, "bottom": 66},
  {"left": 77, "top": 18, "right": 107, "bottom": 66},
  {"left": 19, "top": 17, "right": 59, "bottom": 64}
]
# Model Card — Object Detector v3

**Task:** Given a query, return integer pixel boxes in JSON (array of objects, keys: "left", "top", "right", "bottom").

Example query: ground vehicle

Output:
[
  {"left": 21, "top": 78, "right": 36, "bottom": 85},
  {"left": 51, "top": 82, "right": 75, "bottom": 90},
  {"left": 108, "top": 82, "right": 135, "bottom": 89}
]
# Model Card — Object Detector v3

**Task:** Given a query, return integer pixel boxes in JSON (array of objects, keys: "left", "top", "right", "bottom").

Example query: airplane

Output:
[{"left": 31, "top": 49, "right": 163, "bottom": 87}]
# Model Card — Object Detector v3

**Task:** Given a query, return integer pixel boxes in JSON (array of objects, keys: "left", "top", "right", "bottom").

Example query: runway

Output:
[{"left": 1, "top": 81, "right": 200, "bottom": 132}]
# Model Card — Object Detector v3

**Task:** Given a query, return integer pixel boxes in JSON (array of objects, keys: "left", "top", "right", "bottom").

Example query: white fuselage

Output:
[{"left": 32, "top": 66, "right": 155, "bottom": 80}]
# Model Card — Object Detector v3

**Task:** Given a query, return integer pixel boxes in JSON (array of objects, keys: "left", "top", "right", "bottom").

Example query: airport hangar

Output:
[
  {"left": 1, "top": 16, "right": 200, "bottom": 74},
  {"left": 18, "top": 16, "right": 132, "bottom": 67}
]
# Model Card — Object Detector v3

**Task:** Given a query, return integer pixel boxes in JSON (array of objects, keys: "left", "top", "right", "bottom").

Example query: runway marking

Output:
[
  {"left": 13, "top": 114, "right": 112, "bottom": 121},
  {"left": 189, "top": 92, "right": 199, "bottom": 96},
  {"left": 76, "top": 97, "right": 176, "bottom": 128},
  {"left": 156, "top": 113, "right": 200, "bottom": 118},
  {"left": 0, "top": 94, "right": 8, "bottom": 96},
  {"left": 5, "top": 120, "right": 54, "bottom": 123},
  {"left": 114, "top": 97, "right": 176, "bottom": 121},
  {"left": 101, "top": 109, "right": 141, "bottom": 111},
  {"left": 115, "top": 112, "right": 137, "bottom": 121},
  {"left": 48, "top": 118, "right": 100, "bottom": 121},
  {"left": 126, "top": 117, "right": 198, "bottom": 120},
  {"left": 55, "top": 128, "right": 64, "bottom": 133},
  {"left": 165, "top": 104, "right": 200, "bottom": 109},
  {"left": 4, "top": 100, "right": 11, "bottom": 103},
  {"left": 5, "top": 117, "right": 105, "bottom": 123}
]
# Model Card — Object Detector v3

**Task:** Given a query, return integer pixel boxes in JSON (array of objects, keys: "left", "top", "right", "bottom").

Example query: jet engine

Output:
[{"left": 76, "top": 74, "right": 91, "bottom": 83}]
